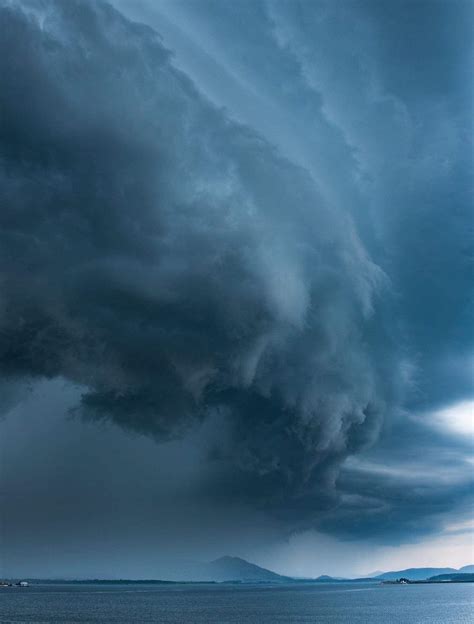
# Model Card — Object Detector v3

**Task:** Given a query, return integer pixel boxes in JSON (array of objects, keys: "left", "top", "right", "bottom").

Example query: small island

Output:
[{"left": 383, "top": 573, "right": 474, "bottom": 585}]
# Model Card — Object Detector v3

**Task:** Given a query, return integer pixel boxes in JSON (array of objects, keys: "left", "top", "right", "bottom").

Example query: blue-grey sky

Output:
[{"left": 0, "top": 0, "right": 472, "bottom": 578}]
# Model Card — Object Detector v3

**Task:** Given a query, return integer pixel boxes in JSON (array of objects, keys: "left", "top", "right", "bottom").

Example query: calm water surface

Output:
[{"left": 0, "top": 582, "right": 473, "bottom": 623}]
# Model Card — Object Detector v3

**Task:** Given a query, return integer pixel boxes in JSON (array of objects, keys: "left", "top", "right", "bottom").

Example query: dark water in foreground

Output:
[{"left": 0, "top": 582, "right": 473, "bottom": 623}]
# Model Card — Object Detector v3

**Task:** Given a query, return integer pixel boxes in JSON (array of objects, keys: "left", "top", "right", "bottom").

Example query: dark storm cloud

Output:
[
  {"left": 0, "top": 0, "right": 472, "bottom": 542},
  {"left": 0, "top": 0, "right": 398, "bottom": 521},
  {"left": 119, "top": 0, "right": 473, "bottom": 412}
]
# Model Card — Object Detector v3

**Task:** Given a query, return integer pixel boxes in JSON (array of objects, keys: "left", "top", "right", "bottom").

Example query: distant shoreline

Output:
[
  {"left": 5, "top": 578, "right": 473, "bottom": 587},
  {"left": 382, "top": 579, "right": 474, "bottom": 585}
]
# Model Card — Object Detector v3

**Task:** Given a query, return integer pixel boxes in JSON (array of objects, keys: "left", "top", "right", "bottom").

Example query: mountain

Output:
[
  {"left": 204, "top": 556, "right": 291, "bottom": 582},
  {"left": 160, "top": 556, "right": 293, "bottom": 583},
  {"left": 375, "top": 567, "right": 457, "bottom": 581},
  {"left": 459, "top": 565, "right": 474, "bottom": 573}
]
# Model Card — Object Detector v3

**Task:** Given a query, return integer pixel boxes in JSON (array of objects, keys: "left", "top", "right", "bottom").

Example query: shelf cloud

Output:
[{"left": 0, "top": 0, "right": 472, "bottom": 553}]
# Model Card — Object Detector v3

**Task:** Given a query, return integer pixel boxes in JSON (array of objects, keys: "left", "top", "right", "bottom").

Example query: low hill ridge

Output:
[
  {"left": 374, "top": 565, "right": 473, "bottom": 581},
  {"left": 428, "top": 572, "right": 474, "bottom": 582}
]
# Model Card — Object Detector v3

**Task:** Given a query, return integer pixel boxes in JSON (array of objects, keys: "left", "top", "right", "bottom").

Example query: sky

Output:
[{"left": 0, "top": 0, "right": 472, "bottom": 579}]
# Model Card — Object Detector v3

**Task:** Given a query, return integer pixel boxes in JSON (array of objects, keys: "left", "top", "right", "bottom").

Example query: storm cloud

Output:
[{"left": 0, "top": 0, "right": 472, "bottom": 546}]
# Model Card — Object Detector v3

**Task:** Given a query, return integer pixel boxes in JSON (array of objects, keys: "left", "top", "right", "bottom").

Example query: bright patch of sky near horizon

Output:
[{"left": 430, "top": 400, "right": 474, "bottom": 439}]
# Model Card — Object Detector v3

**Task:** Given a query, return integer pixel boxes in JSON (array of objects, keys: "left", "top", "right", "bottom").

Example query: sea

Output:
[{"left": 0, "top": 581, "right": 473, "bottom": 623}]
